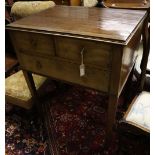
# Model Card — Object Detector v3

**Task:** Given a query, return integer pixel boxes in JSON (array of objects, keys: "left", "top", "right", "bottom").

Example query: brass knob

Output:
[{"left": 36, "top": 60, "right": 42, "bottom": 69}]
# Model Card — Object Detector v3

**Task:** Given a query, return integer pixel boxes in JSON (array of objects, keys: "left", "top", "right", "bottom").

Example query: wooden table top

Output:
[{"left": 7, "top": 6, "right": 147, "bottom": 45}]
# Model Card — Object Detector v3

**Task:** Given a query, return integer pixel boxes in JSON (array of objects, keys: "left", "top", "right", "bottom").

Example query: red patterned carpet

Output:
[
  {"left": 43, "top": 86, "right": 118, "bottom": 155},
  {"left": 5, "top": 81, "right": 149, "bottom": 155},
  {"left": 5, "top": 106, "right": 47, "bottom": 155}
]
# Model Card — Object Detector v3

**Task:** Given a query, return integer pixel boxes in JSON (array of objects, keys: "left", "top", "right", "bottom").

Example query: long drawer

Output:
[{"left": 18, "top": 53, "right": 110, "bottom": 92}]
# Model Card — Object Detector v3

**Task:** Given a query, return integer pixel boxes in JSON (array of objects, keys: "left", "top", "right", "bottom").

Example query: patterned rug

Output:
[
  {"left": 43, "top": 86, "right": 119, "bottom": 155},
  {"left": 5, "top": 106, "right": 47, "bottom": 155},
  {"left": 5, "top": 80, "right": 57, "bottom": 155},
  {"left": 5, "top": 81, "right": 149, "bottom": 155}
]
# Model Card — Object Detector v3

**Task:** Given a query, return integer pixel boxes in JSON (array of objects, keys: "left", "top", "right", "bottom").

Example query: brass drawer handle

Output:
[{"left": 35, "top": 60, "right": 42, "bottom": 69}]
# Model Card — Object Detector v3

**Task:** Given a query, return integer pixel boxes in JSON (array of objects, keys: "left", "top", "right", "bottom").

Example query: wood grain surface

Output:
[{"left": 7, "top": 6, "right": 147, "bottom": 44}]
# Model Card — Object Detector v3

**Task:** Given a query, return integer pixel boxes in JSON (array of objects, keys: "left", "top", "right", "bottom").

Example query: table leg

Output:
[
  {"left": 105, "top": 94, "right": 118, "bottom": 148},
  {"left": 22, "top": 70, "right": 43, "bottom": 115},
  {"left": 22, "top": 70, "right": 37, "bottom": 96},
  {"left": 22, "top": 70, "right": 49, "bottom": 154}
]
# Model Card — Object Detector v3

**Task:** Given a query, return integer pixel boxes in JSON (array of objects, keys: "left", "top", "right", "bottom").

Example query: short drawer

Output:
[
  {"left": 9, "top": 30, "right": 55, "bottom": 56},
  {"left": 55, "top": 37, "right": 112, "bottom": 69},
  {"left": 18, "top": 53, "right": 110, "bottom": 92}
]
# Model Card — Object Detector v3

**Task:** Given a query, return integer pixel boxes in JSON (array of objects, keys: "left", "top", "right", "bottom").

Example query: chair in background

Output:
[
  {"left": 5, "top": 1, "right": 56, "bottom": 75},
  {"left": 11, "top": 1, "right": 55, "bottom": 20},
  {"left": 118, "top": 91, "right": 150, "bottom": 154},
  {"left": 117, "top": 25, "right": 150, "bottom": 154},
  {"left": 5, "top": 1, "right": 56, "bottom": 109},
  {"left": 118, "top": 14, "right": 150, "bottom": 155},
  {"left": 122, "top": 92, "right": 149, "bottom": 134},
  {"left": 6, "top": 70, "right": 47, "bottom": 109}
]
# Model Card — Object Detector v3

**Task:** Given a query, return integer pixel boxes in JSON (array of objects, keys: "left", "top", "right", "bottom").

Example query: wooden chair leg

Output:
[
  {"left": 22, "top": 70, "right": 43, "bottom": 116},
  {"left": 139, "top": 16, "right": 150, "bottom": 92}
]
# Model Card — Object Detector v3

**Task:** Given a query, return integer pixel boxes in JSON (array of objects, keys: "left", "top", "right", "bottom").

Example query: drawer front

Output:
[
  {"left": 55, "top": 37, "right": 112, "bottom": 69},
  {"left": 9, "top": 31, "right": 55, "bottom": 56},
  {"left": 18, "top": 53, "right": 110, "bottom": 92}
]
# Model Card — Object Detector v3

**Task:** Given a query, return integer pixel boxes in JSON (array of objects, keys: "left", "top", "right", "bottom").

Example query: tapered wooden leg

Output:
[
  {"left": 22, "top": 70, "right": 42, "bottom": 115},
  {"left": 22, "top": 70, "right": 37, "bottom": 96},
  {"left": 105, "top": 94, "right": 118, "bottom": 148}
]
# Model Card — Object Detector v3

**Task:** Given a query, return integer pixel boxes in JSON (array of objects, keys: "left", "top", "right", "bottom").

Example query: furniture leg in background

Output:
[
  {"left": 22, "top": 70, "right": 42, "bottom": 115},
  {"left": 139, "top": 15, "right": 150, "bottom": 92}
]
